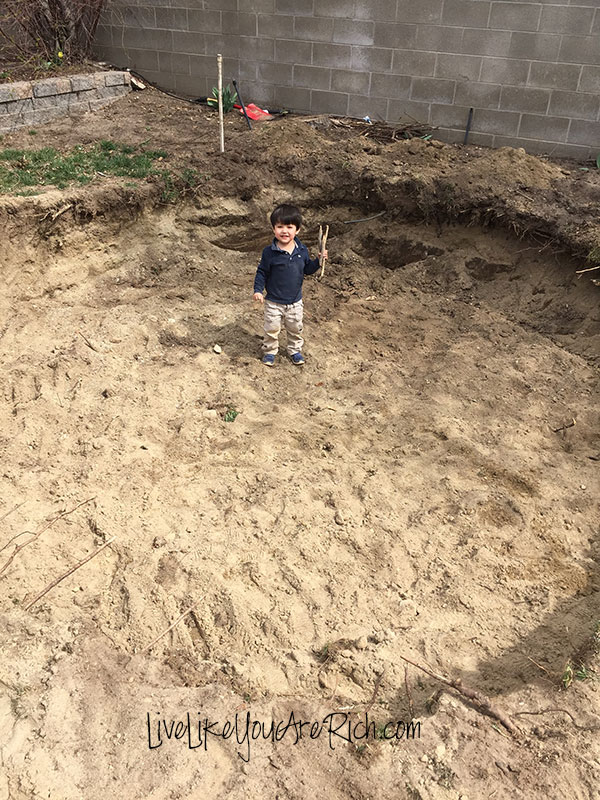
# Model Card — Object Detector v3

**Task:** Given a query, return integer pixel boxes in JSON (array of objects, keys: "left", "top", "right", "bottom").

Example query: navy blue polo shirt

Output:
[{"left": 254, "top": 238, "right": 320, "bottom": 305}]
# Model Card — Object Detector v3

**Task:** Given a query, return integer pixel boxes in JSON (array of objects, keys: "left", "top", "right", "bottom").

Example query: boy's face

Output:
[{"left": 273, "top": 222, "right": 299, "bottom": 247}]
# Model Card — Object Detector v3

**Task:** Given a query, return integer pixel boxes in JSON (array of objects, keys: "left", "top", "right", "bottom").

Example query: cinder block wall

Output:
[{"left": 95, "top": 1, "right": 599, "bottom": 159}]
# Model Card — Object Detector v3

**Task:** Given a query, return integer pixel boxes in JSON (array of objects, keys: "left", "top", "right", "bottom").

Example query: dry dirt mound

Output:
[{"left": 0, "top": 91, "right": 599, "bottom": 800}]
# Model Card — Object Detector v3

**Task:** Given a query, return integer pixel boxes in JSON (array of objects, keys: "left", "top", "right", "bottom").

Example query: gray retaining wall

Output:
[
  {"left": 0, "top": 72, "right": 131, "bottom": 135},
  {"left": 94, "top": 1, "right": 599, "bottom": 159}
]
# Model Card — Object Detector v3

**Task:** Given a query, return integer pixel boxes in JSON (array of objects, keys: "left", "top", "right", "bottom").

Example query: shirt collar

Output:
[{"left": 271, "top": 237, "right": 299, "bottom": 253}]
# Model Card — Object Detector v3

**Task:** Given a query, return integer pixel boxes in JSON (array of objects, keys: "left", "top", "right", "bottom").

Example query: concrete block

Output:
[
  {"left": 293, "top": 65, "right": 332, "bottom": 90},
  {"left": 155, "top": 7, "right": 188, "bottom": 31},
  {"left": 435, "top": 127, "right": 494, "bottom": 148},
  {"left": 392, "top": 49, "right": 436, "bottom": 77},
  {"left": 528, "top": 62, "right": 581, "bottom": 91},
  {"left": 549, "top": 90, "right": 600, "bottom": 121},
  {"left": 509, "top": 32, "right": 560, "bottom": 61},
  {"left": 410, "top": 77, "right": 456, "bottom": 104},
  {"left": 105, "top": 72, "right": 128, "bottom": 86},
  {"left": 333, "top": 19, "right": 374, "bottom": 45},
  {"left": 416, "top": 25, "right": 463, "bottom": 52},
  {"left": 370, "top": 72, "right": 411, "bottom": 99},
  {"left": 500, "top": 86, "right": 550, "bottom": 113},
  {"left": 238, "top": 36, "right": 274, "bottom": 60},
  {"left": 347, "top": 93, "right": 389, "bottom": 119},
  {"left": 176, "top": 73, "right": 208, "bottom": 97},
  {"left": 312, "top": 42, "right": 352, "bottom": 69},
  {"left": 293, "top": 16, "right": 334, "bottom": 41},
  {"left": 373, "top": 22, "right": 417, "bottom": 49},
  {"left": 480, "top": 57, "right": 529, "bottom": 86},
  {"left": 519, "top": 113, "right": 569, "bottom": 142},
  {"left": 594, "top": 9, "right": 600, "bottom": 34},
  {"left": 33, "top": 78, "right": 71, "bottom": 98},
  {"left": 33, "top": 93, "right": 71, "bottom": 110},
  {"left": 128, "top": 49, "right": 160, "bottom": 72},
  {"left": 351, "top": 46, "right": 393, "bottom": 72},
  {"left": 435, "top": 54, "right": 482, "bottom": 82},
  {"left": 539, "top": 5, "right": 595, "bottom": 34},
  {"left": 314, "top": 0, "right": 355, "bottom": 17},
  {"left": 278, "top": 0, "right": 314, "bottom": 15},
  {"left": 187, "top": 10, "right": 222, "bottom": 33},
  {"left": 442, "top": 0, "right": 491, "bottom": 27},
  {"left": 430, "top": 103, "right": 472, "bottom": 128},
  {"left": 258, "top": 62, "right": 293, "bottom": 86},
  {"left": 331, "top": 69, "right": 370, "bottom": 94},
  {"left": 93, "top": 25, "right": 113, "bottom": 47},
  {"left": 235, "top": 81, "right": 274, "bottom": 104},
  {"left": 158, "top": 51, "right": 191, "bottom": 75},
  {"left": 119, "top": 6, "right": 156, "bottom": 28},
  {"left": 391, "top": 99, "right": 431, "bottom": 124},
  {"left": 222, "top": 12, "right": 258, "bottom": 36},
  {"left": 238, "top": 61, "right": 258, "bottom": 81},
  {"left": 273, "top": 84, "right": 310, "bottom": 111},
  {"left": 0, "top": 82, "right": 32, "bottom": 102},
  {"left": 454, "top": 81, "right": 501, "bottom": 108},
  {"left": 472, "top": 108, "right": 521, "bottom": 136},
  {"left": 89, "top": 97, "right": 115, "bottom": 111},
  {"left": 579, "top": 66, "right": 600, "bottom": 94},
  {"left": 355, "top": 0, "right": 399, "bottom": 22},
  {"left": 204, "top": 33, "right": 241, "bottom": 58},
  {"left": 258, "top": 14, "right": 294, "bottom": 38},
  {"left": 310, "top": 89, "right": 349, "bottom": 115},
  {"left": 394, "top": 0, "right": 443, "bottom": 23},
  {"left": 204, "top": 0, "right": 237, "bottom": 9},
  {"left": 559, "top": 35, "right": 600, "bottom": 65},
  {"left": 123, "top": 26, "right": 173, "bottom": 51},
  {"left": 70, "top": 75, "right": 97, "bottom": 92},
  {"left": 462, "top": 29, "right": 512, "bottom": 57},
  {"left": 489, "top": 2, "right": 541, "bottom": 31},
  {"left": 238, "top": 0, "right": 275, "bottom": 11},
  {"left": 274, "top": 39, "right": 312, "bottom": 63}
]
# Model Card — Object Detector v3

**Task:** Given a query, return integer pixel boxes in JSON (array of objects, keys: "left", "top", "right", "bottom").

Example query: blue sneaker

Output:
[
  {"left": 262, "top": 354, "right": 275, "bottom": 366},
  {"left": 291, "top": 353, "right": 305, "bottom": 365}
]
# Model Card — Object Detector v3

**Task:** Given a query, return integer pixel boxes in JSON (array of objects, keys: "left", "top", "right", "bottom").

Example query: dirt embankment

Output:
[{"left": 0, "top": 89, "right": 599, "bottom": 800}]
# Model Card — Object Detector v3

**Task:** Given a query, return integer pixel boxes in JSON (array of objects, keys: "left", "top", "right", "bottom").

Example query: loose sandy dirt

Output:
[{"left": 1, "top": 88, "right": 599, "bottom": 800}]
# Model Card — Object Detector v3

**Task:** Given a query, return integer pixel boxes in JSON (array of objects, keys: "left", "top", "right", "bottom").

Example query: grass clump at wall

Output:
[{"left": 0, "top": 140, "right": 168, "bottom": 193}]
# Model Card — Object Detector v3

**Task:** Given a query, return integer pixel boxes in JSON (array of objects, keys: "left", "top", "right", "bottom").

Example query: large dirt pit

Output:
[{"left": 1, "top": 90, "right": 599, "bottom": 799}]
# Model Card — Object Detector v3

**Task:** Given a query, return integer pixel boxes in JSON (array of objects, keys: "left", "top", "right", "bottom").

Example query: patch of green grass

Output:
[{"left": 0, "top": 141, "right": 171, "bottom": 193}]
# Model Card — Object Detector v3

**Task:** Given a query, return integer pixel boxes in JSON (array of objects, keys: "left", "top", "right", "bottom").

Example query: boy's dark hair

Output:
[{"left": 270, "top": 204, "right": 302, "bottom": 229}]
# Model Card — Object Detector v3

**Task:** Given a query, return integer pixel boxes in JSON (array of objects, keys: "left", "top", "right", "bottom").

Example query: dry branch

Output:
[
  {"left": 0, "top": 496, "right": 95, "bottom": 577},
  {"left": 397, "top": 654, "right": 520, "bottom": 737},
  {"left": 24, "top": 535, "right": 115, "bottom": 610},
  {"left": 139, "top": 599, "right": 203, "bottom": 654}
]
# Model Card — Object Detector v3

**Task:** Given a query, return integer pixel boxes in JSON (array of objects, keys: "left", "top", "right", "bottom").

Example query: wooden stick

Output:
[
  {"left": 318, "top": 224, "right": 329, "bottom": 279},
  {"left": 0, "top": 497, "right": 95, "bottom": 575},
  {"left": 217, "top": 53, "right": 224, "bottom": 153},
  {"left": 24, "top": 536, "right": 116, "bottom": 611},
  {"left": 139, "top": 599, "right": 202, "bottom": 654},
  {"left": 575, "top": 264, "right": 600, "bottom": 275},
  {"left": 397, "top": 653, "right": 519, "bottom": 737}
]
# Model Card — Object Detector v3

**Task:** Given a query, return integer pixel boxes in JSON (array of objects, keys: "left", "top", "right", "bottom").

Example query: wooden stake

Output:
[{"left": 217, "top": 53, "right": 224, "bottom": 153}]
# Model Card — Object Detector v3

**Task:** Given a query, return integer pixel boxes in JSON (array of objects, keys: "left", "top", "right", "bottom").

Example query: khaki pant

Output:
[{"left": 263, "top": 299, "right": 304, "bottom": 355}]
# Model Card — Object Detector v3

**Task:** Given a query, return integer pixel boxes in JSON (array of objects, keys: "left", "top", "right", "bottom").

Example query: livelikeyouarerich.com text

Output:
[{"left": 147, "top": 710, "right": 421, "bottom": 762}]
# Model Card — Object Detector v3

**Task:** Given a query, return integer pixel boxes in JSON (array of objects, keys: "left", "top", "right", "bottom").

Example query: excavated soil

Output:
[{"left": 1, "top": 88, "right": 599, "bottom": 800}]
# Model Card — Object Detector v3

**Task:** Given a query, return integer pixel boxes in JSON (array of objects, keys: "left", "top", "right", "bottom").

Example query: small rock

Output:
[
  {"left": 203, "top": 409, "right": 218, "bottom": 419},
  {"left": 340, "top": 649, "right": 353, "bottom": 659},
  {"left": 213, "top": 344, "right": 222, "bottom": 354},
  {"left": 152, "top": 536, "right": 166, "bottom": 549},
  {"left": 420, "top": 754, "right": 428, "bottom": 763},
  {"left": 334, "top": 511, "right": 345, "bottom": 525},
  {"left": 355, "top": 636, "right": 368, "bottom": 650},
  {"left": 435, "top": 743, "right": 446, "bottom": 759}
]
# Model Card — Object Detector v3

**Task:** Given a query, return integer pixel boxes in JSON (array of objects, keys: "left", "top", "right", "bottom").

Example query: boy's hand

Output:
[
  {"left": 253, "top": 292, "right": 264, "bottom": 304},
  {"left": 319, "top": 249, "right": 329, "bottom": 260}
]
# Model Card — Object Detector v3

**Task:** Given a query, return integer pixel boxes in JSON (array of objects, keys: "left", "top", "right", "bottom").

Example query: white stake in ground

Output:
[{"left": 217, "top": 53, "right": 224, "bottom": 153}]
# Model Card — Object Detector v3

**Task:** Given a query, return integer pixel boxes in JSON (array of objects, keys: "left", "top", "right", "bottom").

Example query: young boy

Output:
[{"left": 253, "top": 204, "right": 327, "bottom": 366}]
